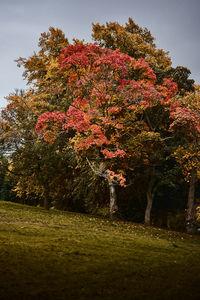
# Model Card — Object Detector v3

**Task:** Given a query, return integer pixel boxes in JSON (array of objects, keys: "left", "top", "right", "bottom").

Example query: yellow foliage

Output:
[{"left": 92, "top": 18, "right": 172, "bottom": 72}]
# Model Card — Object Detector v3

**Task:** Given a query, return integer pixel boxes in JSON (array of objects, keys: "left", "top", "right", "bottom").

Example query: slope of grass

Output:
[{"left": 0, "top": 201, "right": 200, "bottom": 300}]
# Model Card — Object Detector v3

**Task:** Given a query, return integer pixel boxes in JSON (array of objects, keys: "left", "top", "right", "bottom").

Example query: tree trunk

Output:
[
  {"left": 145, "top": 190, "right": 153, "bottom": 226},
  {"left": 109, "top": 182, "right": 118, "bottom": 220},
  {"left": 43, "top": 185, "right": 50, "bottom": 210},
  {"left": 144, "top": 172, "right": 158, "bottom": 226},
  {"left": 186, "top": 169, "right": 197, "bottom": 234}
]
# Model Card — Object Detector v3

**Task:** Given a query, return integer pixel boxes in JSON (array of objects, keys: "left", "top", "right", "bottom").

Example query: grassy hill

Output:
[{"left": 0, "top": 201, "right": 200, "bottom": 300}]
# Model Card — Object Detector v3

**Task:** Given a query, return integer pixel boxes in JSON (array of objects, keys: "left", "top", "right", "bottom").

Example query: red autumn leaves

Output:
[{"left": 36, "top": 44, "right": 179, "bottom": 185}]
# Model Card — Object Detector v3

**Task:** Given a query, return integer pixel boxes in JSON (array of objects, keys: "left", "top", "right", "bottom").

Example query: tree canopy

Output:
[{"left": 1, "top": 19, "right": 199, "bottom": 233}]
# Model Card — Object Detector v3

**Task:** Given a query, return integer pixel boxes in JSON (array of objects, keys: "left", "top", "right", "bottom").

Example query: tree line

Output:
[{"left": 0, "top": 18, "right": 199, "bottom": 234}]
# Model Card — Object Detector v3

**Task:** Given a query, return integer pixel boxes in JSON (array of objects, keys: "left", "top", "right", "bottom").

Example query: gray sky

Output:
[{"left": 1, "top": 0, "right": 200, "bottom": 108}]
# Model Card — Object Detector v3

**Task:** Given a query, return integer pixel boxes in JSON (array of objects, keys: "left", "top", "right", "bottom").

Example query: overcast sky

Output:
[{"left": 1, "top": 0, "right": 200, "bottom": 108}]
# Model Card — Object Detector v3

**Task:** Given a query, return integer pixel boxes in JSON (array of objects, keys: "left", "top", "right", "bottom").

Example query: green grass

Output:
[{"left": 0, "top": 201, "right": 200, "bottom": 300}]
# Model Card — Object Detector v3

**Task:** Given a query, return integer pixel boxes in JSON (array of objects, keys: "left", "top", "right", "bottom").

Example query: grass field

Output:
[{"left": 0, "top": 201, "right": 200, "bottom": 300}]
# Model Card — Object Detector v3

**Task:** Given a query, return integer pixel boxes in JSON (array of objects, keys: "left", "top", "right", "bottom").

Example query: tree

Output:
[
  {"left": 36, "top": 44, "right": 178, "bottom": 219},
  {"left": 170, "top": 85, "right": 200, "bottom": 233},
  {"left": 0, "top": 28, "right": 79, "bottom": 209},
  {"left": 0, "top": 89, "right": 75, "bottom": 209},
  {"left": 2, "top": 24, "right": 195, "bottom": 231}
]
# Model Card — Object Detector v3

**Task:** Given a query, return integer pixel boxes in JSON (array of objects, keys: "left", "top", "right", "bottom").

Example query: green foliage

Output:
[
  {"left": 0, "top": 177, "right": 15, "bottom": 202},
  {"left": 166, "top": 66, "right": 195, "bottom": 95}
]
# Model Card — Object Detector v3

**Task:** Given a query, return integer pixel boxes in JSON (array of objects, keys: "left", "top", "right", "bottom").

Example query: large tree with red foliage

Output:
[{"left": 36, "top": 43, "right": 178, "bottom": 219}]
